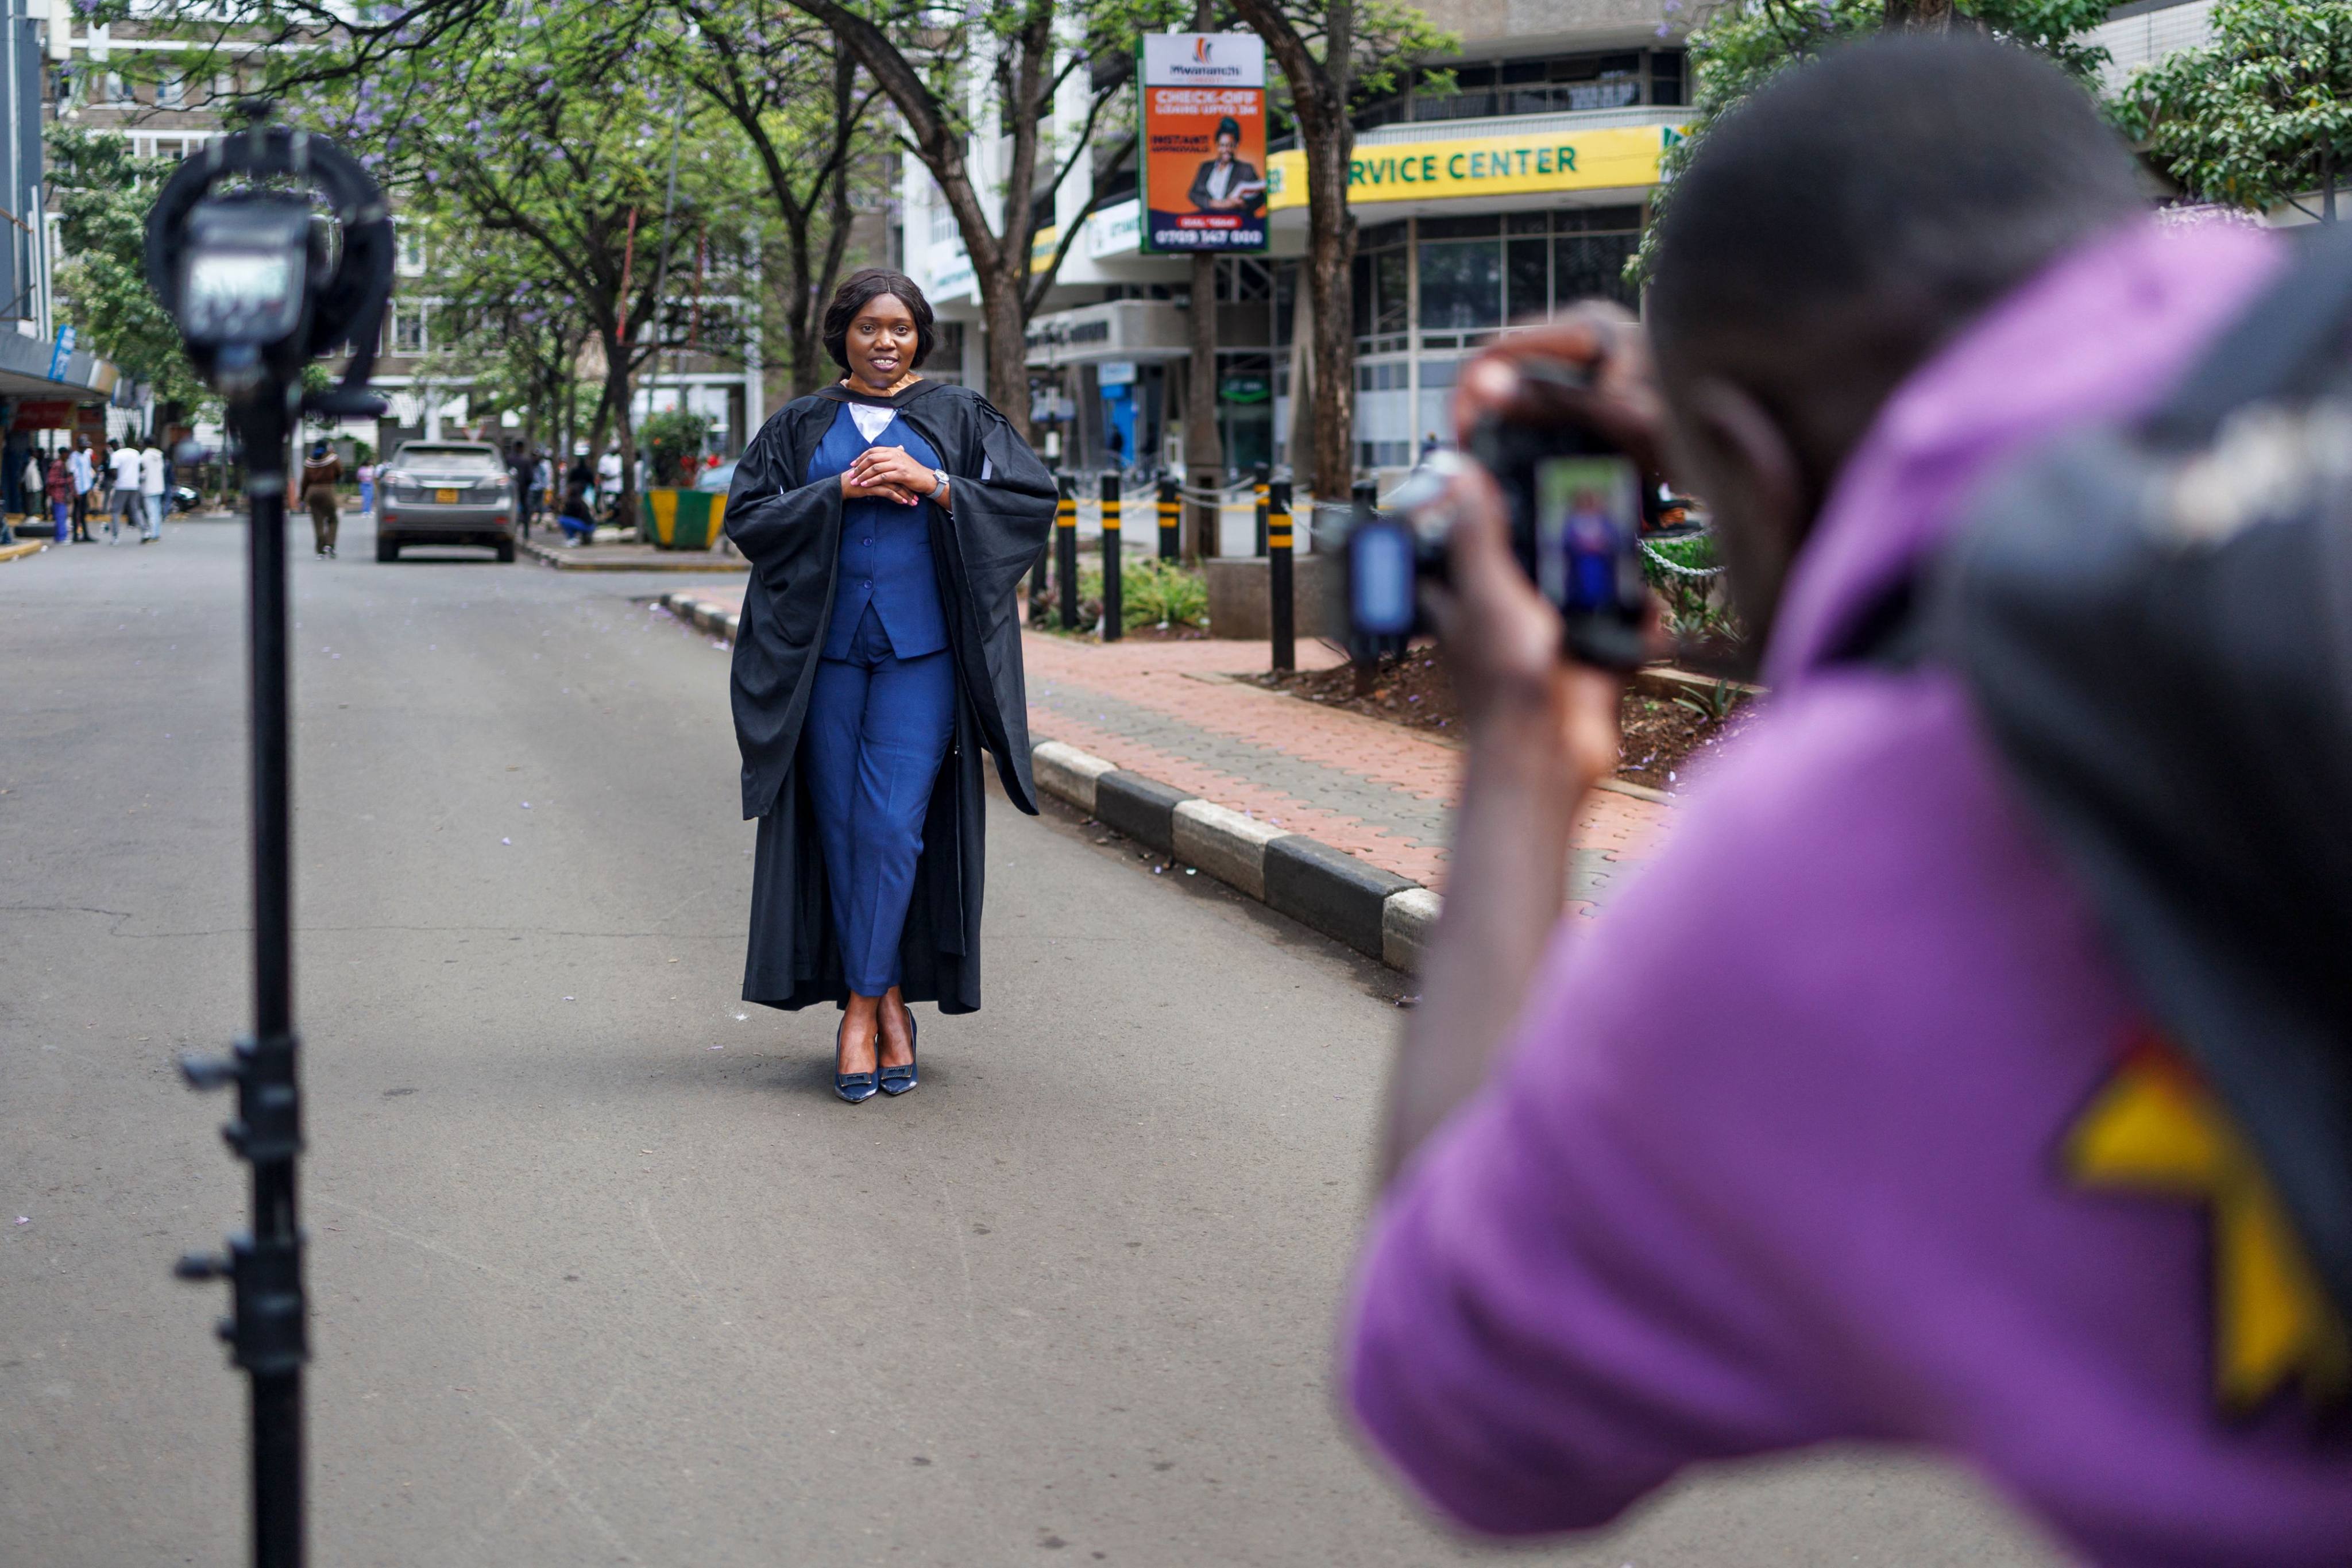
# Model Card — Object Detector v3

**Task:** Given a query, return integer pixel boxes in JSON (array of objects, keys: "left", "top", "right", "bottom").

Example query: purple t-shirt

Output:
[{"left": 1344, "top": 219, "right": 2352, "bottom": 1565}]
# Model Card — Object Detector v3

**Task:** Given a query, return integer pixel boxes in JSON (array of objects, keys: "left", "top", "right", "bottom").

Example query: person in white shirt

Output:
[
  {"left": 595, "top": 447, "right": 622, "bottom": 522},
  {"left": 107, "top": 441, "right": 142, "bottom": 543},
  {"left": 138, "top": 442, "right": 166, "bottom": 541},
  {"left": 68, "top": 441, "right": 94, "bottom": 542}
]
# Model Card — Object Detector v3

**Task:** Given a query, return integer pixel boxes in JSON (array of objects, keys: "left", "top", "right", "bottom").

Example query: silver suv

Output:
[{"left": 377, "top": 441, "right": 515, "bottom": 562}]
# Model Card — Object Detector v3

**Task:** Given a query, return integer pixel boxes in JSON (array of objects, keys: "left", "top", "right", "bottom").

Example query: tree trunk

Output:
[
  {"left": 607, "top": 347, "right": 639, "bottom": 533},
  {"left": 1185, "top": 252, "right": 1223, "bottom": 560},
  {"left": 1300, "top": 117, "right": 1356, "bottom": 501},
  {"left": 1883, "top": 0, "right": 1954, "bottom": 27},
  {"left": 982, "top": 260, "right": 1032, "bottom": 439}
]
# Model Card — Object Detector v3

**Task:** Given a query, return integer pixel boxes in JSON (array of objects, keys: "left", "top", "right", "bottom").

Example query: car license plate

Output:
[{"left": 435, "top": 488, "right": 458, "bottom": 504}]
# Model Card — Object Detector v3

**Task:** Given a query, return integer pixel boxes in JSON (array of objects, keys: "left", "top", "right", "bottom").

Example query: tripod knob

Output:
[
  {"left": 180, "top": 1053, "right": 239, "bottom": 1091},
  {"left": 174, "top": 1251, "right": 229, "bottom": 1281}
]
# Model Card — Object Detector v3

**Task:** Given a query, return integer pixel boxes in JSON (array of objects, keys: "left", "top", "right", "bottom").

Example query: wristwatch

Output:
[{"left": 930, "top": 467, "right": 951, "bottom": 500}]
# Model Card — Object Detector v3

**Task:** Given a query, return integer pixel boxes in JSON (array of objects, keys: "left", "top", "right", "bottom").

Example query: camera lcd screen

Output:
[
  {"left": 1349, "top": 519, "right": 1416, "bottom": 636},
  {"left": 185, "top": 252, "right": 294, "bottom": 316},
  {"left": 1536, "top": 455, "right": 1640, "bottom": 614}
]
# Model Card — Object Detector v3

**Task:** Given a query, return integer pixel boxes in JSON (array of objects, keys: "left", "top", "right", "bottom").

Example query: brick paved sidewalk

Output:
[{"left": 660, "top": 582, "right": 1675, "bottom": 915}]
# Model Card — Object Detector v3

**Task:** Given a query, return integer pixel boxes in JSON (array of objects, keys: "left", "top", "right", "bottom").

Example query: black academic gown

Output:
[{"left": 724, "top": 379, "right": 1056, "bottom": 1014}]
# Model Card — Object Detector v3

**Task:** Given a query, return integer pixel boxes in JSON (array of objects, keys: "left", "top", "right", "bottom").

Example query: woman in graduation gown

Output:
[{"left": 723, "top": 268, "right": 1056, "bottom": 1103}]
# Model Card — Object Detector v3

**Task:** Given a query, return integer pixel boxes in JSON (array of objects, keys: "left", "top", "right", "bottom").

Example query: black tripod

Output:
[{"left": 146, "top": 117, "right": 393, "bottom": 1568}]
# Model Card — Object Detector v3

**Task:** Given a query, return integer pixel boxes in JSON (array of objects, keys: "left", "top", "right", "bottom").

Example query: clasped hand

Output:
[{"left": 840, "top": 445, "right": 941, "bottom": 507}]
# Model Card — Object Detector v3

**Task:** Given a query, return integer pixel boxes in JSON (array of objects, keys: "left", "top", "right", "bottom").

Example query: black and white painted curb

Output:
[
  {"left": 661, "top": 588, "right": 1441, "bottom": 972},
  {"left": 1032, "top": 739, "right": 1442, "bottom": 973}
]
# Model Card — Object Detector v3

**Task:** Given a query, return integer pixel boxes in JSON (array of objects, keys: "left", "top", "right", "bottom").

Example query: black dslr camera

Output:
[{"left": 1343, "top": 360, "right": 1656, "bottom": 671}]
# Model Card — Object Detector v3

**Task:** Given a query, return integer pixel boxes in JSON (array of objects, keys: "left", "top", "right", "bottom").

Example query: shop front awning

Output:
[
  {"left": 0, "top": 329, "right": 118, "bottom": 410},
  {"left": 1024, "top": 299, "right": 1191, "bottom": 367}
]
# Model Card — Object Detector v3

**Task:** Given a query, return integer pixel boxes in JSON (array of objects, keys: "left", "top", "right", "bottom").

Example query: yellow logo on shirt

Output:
[{"left": 2067, "top": 1040, "right": 2350, "bottom": 1411}]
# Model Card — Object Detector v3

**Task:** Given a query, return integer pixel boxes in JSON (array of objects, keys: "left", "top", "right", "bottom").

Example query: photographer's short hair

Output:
[
  {"left": 1648, "top": 34, "right": 2142, "bottom": 396},
  {"left": 822, "top": 269, "right": 936, "bottom": 372}
]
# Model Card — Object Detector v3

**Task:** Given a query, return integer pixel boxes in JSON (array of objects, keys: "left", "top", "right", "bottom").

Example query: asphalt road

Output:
[{"left": 0, "top": 511, "right": 2064, "bottom": 1566}]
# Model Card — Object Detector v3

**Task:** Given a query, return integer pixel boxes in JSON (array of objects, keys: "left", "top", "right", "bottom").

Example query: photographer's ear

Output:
[{"left": 1671, "top": 374, "right": 1808, "bottom": 646}]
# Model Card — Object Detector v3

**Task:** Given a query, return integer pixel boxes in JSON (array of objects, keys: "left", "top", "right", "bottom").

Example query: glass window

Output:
[
  {"left": 392, "top": 304, "right": 426, "bottom": 354},
  {"left": 1554, "top": 233, "right": 1639, "bottom": 311},
  {"left": 1419, "top": 240, "right": 1501, "bottom": 331},
  {"left": 1555, "top": 205, "right": 1644, "bottom": 234},
  {"left": 1420, "top": 215, "right": 1500, "bottom": 241},
  {"left": 1505, "top": 212, "right": 1550, "bottom": 235},
  {"left": 159, "top": 74, "right": 184, "bottom": 108},
  {"left": 1373, "top": 248, "right": 1408, "bottom": 335},
  {"left": 1507, "top": 238, "right": 1550, "bottom": 322},
  {"left": 1651, "top": 49, "right": 1685, "bottom": 107},
  {"left": 1352, "top": 252, "right": 1373, "bottom": 339},
  {"left": 396, "top": 227, "right": 426, "bottom": 276}
]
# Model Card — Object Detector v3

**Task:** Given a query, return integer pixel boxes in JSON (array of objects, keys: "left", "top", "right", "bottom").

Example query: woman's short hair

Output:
[
  {"left": 822, "top": 268, "right": 936, "bottom": 372},
  {"left": 1214, "top": 115, "right": 1241, "bottom": 144}
]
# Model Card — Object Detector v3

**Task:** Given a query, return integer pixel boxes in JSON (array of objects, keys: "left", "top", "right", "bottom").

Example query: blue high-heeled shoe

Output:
[
  {"left": 834, "top": 1017, "right": 878, "bottom": 1104},
  {"left": 878, "top": 1010, "right": 918, "bottom": 1096}
]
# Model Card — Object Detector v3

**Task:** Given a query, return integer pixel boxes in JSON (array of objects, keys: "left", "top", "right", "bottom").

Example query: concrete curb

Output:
[
  {"left": 0, "top": 539, "right": 47, "bottom": 565},
  {"left": 661, "top": 589, "right": 742, "bottom": 640},
  {"left": 1030, "top": 734, "right": 1438, "bottom": 973},
  {"left": 526, "top": 538, "right": 748, "bottom": 573}
]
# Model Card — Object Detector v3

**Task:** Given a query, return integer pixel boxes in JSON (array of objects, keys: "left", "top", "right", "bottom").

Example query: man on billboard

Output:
[{"left": 1186, "top": 116, "right": 1266, "bottom": 217}]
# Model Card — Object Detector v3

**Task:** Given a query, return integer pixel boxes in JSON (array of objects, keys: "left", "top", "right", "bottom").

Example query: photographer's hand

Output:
[{"left": 1378, "top": 312, "right": 1661, "bottom": 1189}]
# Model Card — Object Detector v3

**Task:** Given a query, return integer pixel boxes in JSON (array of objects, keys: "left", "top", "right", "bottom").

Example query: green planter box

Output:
[{"left": 645, "top": 487, "right": 726, "bottom": 550}]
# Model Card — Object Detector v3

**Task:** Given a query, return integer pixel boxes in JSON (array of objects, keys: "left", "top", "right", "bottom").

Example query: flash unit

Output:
[{"left": 176, "top": 198, "right": 312, "bottom": 352}]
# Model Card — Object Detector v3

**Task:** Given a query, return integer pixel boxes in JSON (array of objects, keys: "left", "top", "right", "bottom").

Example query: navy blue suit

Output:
[{"left": 802, "top": 403, "right": 957, "bottom": 995}]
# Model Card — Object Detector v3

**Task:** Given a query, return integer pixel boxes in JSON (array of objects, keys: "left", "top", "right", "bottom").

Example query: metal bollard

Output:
[
  {"left": 1156, "top": 475, "right": 1179, "bottom": 562},
  {"left": 1056, "top": 475, "right": 1079, "bottom": 631},
  {"left": 1253, "top": 464, "right": 1270, "bottom": 557},
  {"left": 1268, "top": 478, "right": 1294, "bottom": 673},
  {"left": 1101, "top": 472, "right": 1122, "bottom": 643}
]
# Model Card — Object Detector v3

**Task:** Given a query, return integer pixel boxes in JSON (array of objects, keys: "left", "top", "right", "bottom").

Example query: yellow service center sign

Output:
[{"left": 1266, "top": 125, "right": 1674, "bottom": 208}]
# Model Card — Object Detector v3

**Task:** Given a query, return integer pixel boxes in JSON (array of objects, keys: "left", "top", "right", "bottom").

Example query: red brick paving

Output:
[{"left": 661, "top": 583, "right": 1677, "bottom": 902}]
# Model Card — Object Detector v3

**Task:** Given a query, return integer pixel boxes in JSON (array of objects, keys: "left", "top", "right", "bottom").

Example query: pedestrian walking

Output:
[
  {"left": 595, "top": 446, "right": 622, "bottom": 523},
  {"left": 69, "top": 439, "right": 94, "bottom": 542},
  {"left": 298, "top": 441, "right": 342, "bottom": 557},
  {"left": 560, "top": 449, "right": 595, "bottom": 545},
  {"left": 357, "top": 458, "right": 374, "bottom": 517},
  {"left": 138, "top": 438, "right": 165, "bottom": 542},
  {"left": 1343, "top": 37, "right": 2352, "bottom": 1566},
  {"left": 107, "top": 439, "right": 141, "bottom": 543},
  {"left": 44, "top": 446, "right": 70, "bottom": 542},
  {"left": 534, "top": 451, "right": 553, "bottom": 536},
  {"left": 508, "top": 439, "right": 538, "bottom": 538},
  {"left": 18, "top": 447, "right": 42, "bottom": 537},
  {"left": 724, "top": 268, "right": 1056, "bottom": 1102}
]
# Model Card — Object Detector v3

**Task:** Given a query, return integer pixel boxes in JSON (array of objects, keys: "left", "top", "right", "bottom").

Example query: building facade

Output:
[{"left": 897, "top": 0, "right": 1690, "bottom": 498}]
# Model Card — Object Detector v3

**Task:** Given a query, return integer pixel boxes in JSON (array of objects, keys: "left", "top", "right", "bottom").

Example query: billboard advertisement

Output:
[{"left": 1138, "top": 33, "right": 1268, "bottom": 254}]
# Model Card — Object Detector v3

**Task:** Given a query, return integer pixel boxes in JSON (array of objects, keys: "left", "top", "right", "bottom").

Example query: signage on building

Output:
[
  {"left": 11, "top": 399, "right": 74, "bottom": 431},
  {"left": 1264, "top": 122, "right": 1679, "bottom": 209},
  {"left": 1137, "top": 33, "right": 1268, "bottom": 254},
  {"left": 1023, "top": 300, "right": 1189, "bottom": 366},
  {"left": 46, "top": 325, "right": 74, "bottom": 381},
  {"left": 1086, "top": 199, "right": 1142, "bottom": 260}
]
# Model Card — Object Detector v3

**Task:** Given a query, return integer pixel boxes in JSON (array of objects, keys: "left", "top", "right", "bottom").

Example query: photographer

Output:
[{"left": 1343, "top": 34, "right": 2350, "bottom": 1565}]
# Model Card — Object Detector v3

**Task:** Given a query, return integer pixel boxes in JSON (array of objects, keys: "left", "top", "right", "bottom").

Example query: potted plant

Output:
[{"left": 639, "top": 408, "right": 719, "bottom": 549}]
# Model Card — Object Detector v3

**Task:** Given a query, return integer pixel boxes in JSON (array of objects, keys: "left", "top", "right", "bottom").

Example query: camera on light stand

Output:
[{"left": 144, "top": 114, "right": 393, "bottom": 1568}]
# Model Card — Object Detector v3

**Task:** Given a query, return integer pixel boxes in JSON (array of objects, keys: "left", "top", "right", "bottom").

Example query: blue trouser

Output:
[{"left": 804, "top": 603, "right": 956, "bottom": 996}]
